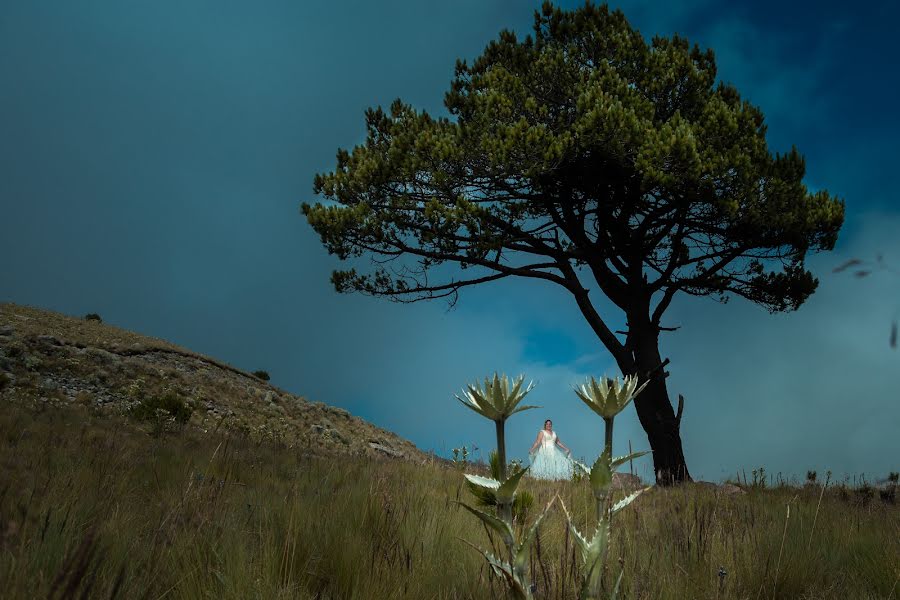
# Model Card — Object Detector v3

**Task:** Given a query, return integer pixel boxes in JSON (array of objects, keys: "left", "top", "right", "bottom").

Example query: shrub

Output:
[
  {"left": 83, "top": 313, "right": 102, "bottom": 323},
  {"left": 451, "top": 446, "right": 469, "bottom": 469},
  {"left": 130, "top": 392, "right": 192, "bottom": 425},
  {"left": 855, "top": 482, "right": 875, "bottom": 506},
  {"left": 880, "top": 472, "right": 898, "bottom": 504},
  {"left": 252, "top": 370, "right": 270, "bottom": 381}
]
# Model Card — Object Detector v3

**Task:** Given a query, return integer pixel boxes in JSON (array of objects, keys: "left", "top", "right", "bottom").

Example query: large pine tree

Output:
[{"left": 303, "top": 2, "right": 844, "bottom": 484}]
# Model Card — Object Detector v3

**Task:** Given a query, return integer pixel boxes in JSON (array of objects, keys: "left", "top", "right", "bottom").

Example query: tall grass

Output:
[{"left": 0, "top": 402, "right": 897, "bottom": 599}]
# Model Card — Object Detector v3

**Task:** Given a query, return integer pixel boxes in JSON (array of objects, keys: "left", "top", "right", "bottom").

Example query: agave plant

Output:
[
  {"left": 459, "top": 496, "right": 556, "bottom": 600},
  {"left": 456, "top": 373, "right": 538, "bottom": 481},
  {"left": 558, "top": 487, "right": 646, "bottom": 600},
  {"left": 453, "top": 371, "right": 653, "bottom": 599},
  {"left": 454, "top": 373, "right": 548, "bottom": 599},
  {"left": 573, "top": 375, "right": 648, "bottom": 457},
  {"left": 564, "top": 373, "right": 652, "bottom": 599}
]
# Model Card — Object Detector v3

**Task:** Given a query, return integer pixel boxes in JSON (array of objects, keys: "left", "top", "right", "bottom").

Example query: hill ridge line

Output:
[{"left": 0, "top": 302, "right": 430, "bottom": 463}]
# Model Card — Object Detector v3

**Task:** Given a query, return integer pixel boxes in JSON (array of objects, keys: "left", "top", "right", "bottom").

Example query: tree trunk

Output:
[
  {"left": 631, "top": 372, "right": 691, "bottom": 485},
  {"left": 622, "top": 318, "right": 692, "bottom": 486},
  {"left": 495, "top": 419, "right": 507, "bottom": 481}
]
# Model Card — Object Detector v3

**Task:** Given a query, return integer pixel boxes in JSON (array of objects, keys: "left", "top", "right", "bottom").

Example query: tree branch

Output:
[{"left": 557, "top": 262, "right": 632, "bottom": 368}]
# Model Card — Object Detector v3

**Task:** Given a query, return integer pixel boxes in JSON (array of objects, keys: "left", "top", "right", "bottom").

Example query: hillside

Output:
[{"left": 0, "top": 302, "right": 426, "bottom": 461}]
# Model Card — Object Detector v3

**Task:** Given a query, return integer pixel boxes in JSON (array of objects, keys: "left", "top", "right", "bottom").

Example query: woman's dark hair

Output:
[{"left": 544, "top": 419, "right": 552, "bottom": 426}]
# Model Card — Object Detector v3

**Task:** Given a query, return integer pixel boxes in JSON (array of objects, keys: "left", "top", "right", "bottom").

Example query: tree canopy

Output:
[
  {"left": 304, "top": 3, "right": 843, "bottom": 372},
  {"left": 302, "top": 1, "right": 845, "bottom": 484}
]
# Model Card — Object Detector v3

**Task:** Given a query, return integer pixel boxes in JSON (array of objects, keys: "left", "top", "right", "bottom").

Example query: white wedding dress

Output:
[{"left": 528, "top": 430, "right": 573, "bottom": 480}]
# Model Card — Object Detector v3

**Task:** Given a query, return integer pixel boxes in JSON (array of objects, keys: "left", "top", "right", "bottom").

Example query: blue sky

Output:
[{"left": 2, "top": 0, "right": 898, "bottom": 482}]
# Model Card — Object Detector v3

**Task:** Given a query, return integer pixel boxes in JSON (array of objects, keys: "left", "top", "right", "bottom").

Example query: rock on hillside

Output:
[{"left": 0, "top": 303, "right": 425, "bottom": 462}]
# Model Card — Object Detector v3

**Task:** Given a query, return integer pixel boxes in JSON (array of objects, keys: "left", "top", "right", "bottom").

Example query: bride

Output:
[{"left": 528, "top": 419, "right": 574, "bottom": 480}]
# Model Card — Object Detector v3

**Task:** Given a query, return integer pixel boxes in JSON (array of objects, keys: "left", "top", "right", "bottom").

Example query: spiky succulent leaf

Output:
[
  {"left": 457, "top": 373, "right": 536, "bottom": 423},
  {"left": 500, "top": 374, "right": 536, "bottom": 414},
  {"left": 584, "top": 519, "right": 610, "bottom": 566},
  {"left": 603, "top": 376, "right": 628, "bottom": 417},
  {"left": 485, "top": 551, "right": 510, "bottom": 578},
  {"left": 508, "top": 376, "right": 536, "bottom": 412},
  {"left": 488, "top": 373, "right": 502, "bottom": 410},
  {"left": 591, "top": 376, "right": 611, "bottom": 402},
  {"left": 569, "top": 521, "right": 591, "bottom": 557},
  {"left": 567, "top": 519, "right": 610, "bottom": 585},
  {"left": 576, "top": 519, "right": 611, "bottom": 599},
  {"left": 455, "top": 390, "right": 501, "bottom": 421},
  {"left": 573, "top": 383, "right": 606, "bottom": 419},
  {"left": 611, "top": 568, "right": 625, "bottom": 600},
  {"left": 457, "top": 502, "right": 515, "bottom": 547},
  {"left": 559, "top": 497, "right": 609, "bottom": 566},
  {"left": 509, "top": 403, "right": 541, "bottom": 416},
  {"left": 513, "top": 496, "right": 556, "bottom": 575},
  {"left": 464, "top": 474, "right": 500, "bottom": 506},
  {"left": 459, "top": 540, "right": 532, "bottom": 600},
  {"left": 496, "top": 569, "right": 532, "bottom": 600},
  {"left": 589, "top": 452, "right": 613, "bottom": 498},
  {"left": 580, "top": 558, "right": 604, "bottom": 600},
  {"left": 471, "top": 385, "right": 502, "bottom": 419},
  {"left": 496, "top": 466, "right": 529, "bottom": 505},
  {"left": 611, "top": 450, "right": 651, "bottom": 470},
  {"left": 573, "top": 459, "right": 591, "bottom": 475},
  {"left": 508, "top": 375, "right": 524, "bottom": 404},
  {"left": 631, "top": 377, "right": 649, "bottom": 400},
  {"left": 610, "top": 487, "right": 650, "bottom": 516},
  {"left": 574, "top": 374, "right": 648, "bottom": 419},
  {"left": 465, "top": 474, "right": 501, "bottom": 488},
  {"left": 558, "top": 500, "right": 590, "bottom": 556},
  {"left": 616, "top": 376, "right": 649, "bottom": 411}
]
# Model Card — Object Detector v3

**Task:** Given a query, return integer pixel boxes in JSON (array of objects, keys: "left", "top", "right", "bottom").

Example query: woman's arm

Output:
[
  {"left": 555, "top": 437, "right": 571, "bottom": 456},
  {"left": 528, "top": 431, "right": 543, "bottom": 454}
]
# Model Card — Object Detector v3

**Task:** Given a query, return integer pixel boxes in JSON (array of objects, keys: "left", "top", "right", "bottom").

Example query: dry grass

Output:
[
  {"left": 0, "top": 402, "right": 897, "bottom": 600},
  {"left": 0, "top": 302, "right": 424, "bottom": 461},
  {"left": 2, "top": 302, "right": 897, "bottom": 598},
  {"left": 1, "top": 302, "right": 193, "bottom": 354}
]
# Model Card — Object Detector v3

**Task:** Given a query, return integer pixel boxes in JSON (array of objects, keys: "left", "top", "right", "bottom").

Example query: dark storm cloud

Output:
[{"left": 2, "top": 0, "right": 897, "bottom": 482}]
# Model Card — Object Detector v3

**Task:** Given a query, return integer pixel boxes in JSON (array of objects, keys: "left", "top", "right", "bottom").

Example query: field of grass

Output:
[{"left": 1, "top": 401, "right": 897, "bottom": 600}]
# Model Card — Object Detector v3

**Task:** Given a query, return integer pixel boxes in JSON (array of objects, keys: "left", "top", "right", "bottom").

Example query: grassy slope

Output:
[
  {"left": 0, "top": 302, "right": 425, "bottom": 461},
  {"left": 1, "top": 303, "right": 898, "bottom": 598},
  {"left": 0, "top": 403, "right": 897, "bottom": 600}
]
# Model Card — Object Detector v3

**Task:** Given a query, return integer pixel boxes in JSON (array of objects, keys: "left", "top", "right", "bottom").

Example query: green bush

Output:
[
  {"left": 512, "top": 489, "right": 534, "bottom": 524},
  {"left": 130, "top": 392, "right": 192, "bottom": 425},
  {"left": 252, "top": 370, "right": 270, "bottom": 381},
  {"left": 83, "top": 313, "right": 102, "bottom": 323}
]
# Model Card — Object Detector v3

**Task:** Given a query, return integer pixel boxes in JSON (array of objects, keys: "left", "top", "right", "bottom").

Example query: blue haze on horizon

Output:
[{"left": 2, "top": 0, "right": 898, "bottom": 482}]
